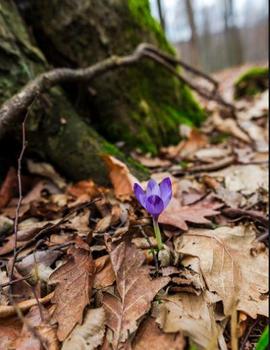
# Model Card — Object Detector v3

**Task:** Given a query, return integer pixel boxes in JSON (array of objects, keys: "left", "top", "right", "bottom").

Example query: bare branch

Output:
[{"left": 0, "top": 43, "right": 235, "bottom": 139}]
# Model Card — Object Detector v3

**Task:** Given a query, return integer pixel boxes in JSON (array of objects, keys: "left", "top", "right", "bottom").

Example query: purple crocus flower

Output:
[
  {"left": 134, "top": 178, "right": 172, "bottom": 219},
  {"left": 134, "top": 178, "right": 172, "bottom": 250}
]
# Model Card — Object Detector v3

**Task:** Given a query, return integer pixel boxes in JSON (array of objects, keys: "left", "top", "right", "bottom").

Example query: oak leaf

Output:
[
  {"left": 49, "top": 241, "right": 95, "bottom": 341},
  {"left": 159, "top": 197, "right": 221, "bottom": 231},
  {"left": 156, "top": 292, "right": 223, "bottom": 350},
  {"left": 174, "top": 225, "right": 269, "bottom": 318},
  {"left": 103, "top": 241, "right": 170, "bottom": 349}
]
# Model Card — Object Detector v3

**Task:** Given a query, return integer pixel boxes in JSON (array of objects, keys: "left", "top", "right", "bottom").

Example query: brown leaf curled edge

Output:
[
  {"left": 159, "top": 197, "right": 221, "bottom": 231},
  {"left": 103, "top": 241, "right": 170, "bottom": 349},
  {"left": 49, "top": 240, "right": 95, "bottom": 341}
]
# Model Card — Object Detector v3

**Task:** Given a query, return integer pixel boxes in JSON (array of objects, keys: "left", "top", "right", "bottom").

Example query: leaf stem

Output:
[{"left": 153, "top": 218, "right": 163, "bottom": 250}]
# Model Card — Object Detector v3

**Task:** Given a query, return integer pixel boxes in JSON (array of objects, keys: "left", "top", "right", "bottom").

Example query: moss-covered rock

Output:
[
  {"left": 21, "top": 0, "right": 205, "bottom": 154},
  {"left": 0, "top": 0, "right": 148, "bottom": 184},
  {"left": 234, "top": 66, "right": 269, "bottom": 99}
]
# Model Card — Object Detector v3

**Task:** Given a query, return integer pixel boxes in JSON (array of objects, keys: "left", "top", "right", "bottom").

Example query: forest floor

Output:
[{"left": 0, "top": 65, "right": 268, "bottom": 350}]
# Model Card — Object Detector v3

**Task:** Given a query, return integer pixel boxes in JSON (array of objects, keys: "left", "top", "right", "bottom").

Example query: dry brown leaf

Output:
[
  {"left": 194, "top": 146, "right": 232, "bottom": 162},
  {"left": 132, "top": 154, "right": 171, "bottom": 168},
  {"left": 49, "top": 241, "right": 95, "bottom": 341},
  {"left": 103, "top": 241, "right": 170, "bottom": 349},
  {"left": 22, "top": 180, "right": 61, "bottom": 206},
  {"left": 67, "top": 180, "right": 101, "bottom": 199},
  {"left": 0, "top": 219, "right": 52, "bottom": 256},
  {"left": 0, "top": 215, "right": 13, "bottom": 236},
  {"left": 62, "top": 308, "right": 105, "bottom": 350},
  {"left": 61, "top": 209, "right": 90, "bottom": 236},
  {"left": 27, "top": 159, "right": 66, "bottom": 189},
  {"left": 212, "top": 113, "right": 250, "bottom": 143},
  {"left": 15, "top": 305, "right": 59, "bottom": 350},
  {"left": 133, "top": 317, "right": 185, "bottom": 350},
  {"left": 239, "top": 120, "right": 268, "bottom": 152},
  {"left": 156, "top": 292, "right": 222, "bottom": 350},
  {"left": 212, "top": 164, "right": 268, "bottom": 195},
  {"left": 159, "top": 197, "right": 221, "bottom": 231},
  {"left": 16, "top": 250, "right": 60, "bottom": 277},
  {"left": 94, "top": 215, "right": 113, "bottom": 234},
  {"left": 0, "top": 317, "right": 21, "bottom": 350},
  {"left": 94, "top": 255, "right": 115, "bottom": 289},
  {"left": 237, "top": 90, "right": 268, "bottom": 120},
  {"left": 0, "top": 167, "right": 17, "bottom": 209},
  {"left": 102, "top": 155, "right": 138, "bottom": 197},
  {"left": 162, "top": 129, "right": 208, "bottom": 160},
  {"left": 174, "top": 225, "right": 269, "bottom": 318}
]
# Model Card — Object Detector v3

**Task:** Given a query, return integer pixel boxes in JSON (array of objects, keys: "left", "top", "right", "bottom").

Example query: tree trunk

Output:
[
  {"left": 18, "top": 0, "right": 205, "bottom": 154},
  {"left": 0, "top": 0, "right": 147, "bottom": 185},
  {"left": 223, "top": 0, "right": 243, "bottom": 66},
  {"left": 184, "top": 0, "right": 200, "bottom": 68},
  {"left": 156, "top": 0, "right": 166, "bottom": 31}
]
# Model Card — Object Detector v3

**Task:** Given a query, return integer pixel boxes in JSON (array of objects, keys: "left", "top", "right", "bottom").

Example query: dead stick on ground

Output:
[
  {"left": 0, "top": 43, "right": 235, "bottom": 138},
  {"left": 9, "top": 111, "right": 29, "bottom": 285},
  {"left": 172, "top": 155, "right": 236, "bottom": 176},
  {"left": 6, "top": 107, "right": 48, "bottom": 348},
  {"left": 222, "top": 208, "right": 269, "bottom": 228},
  {"left": 0, "top": 274, "right": 31, "bottom": 288}
]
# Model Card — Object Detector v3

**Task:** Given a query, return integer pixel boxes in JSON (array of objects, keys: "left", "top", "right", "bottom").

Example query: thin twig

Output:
[
  {"left": 142, "top": 43, "right": 219, "bottom": 89},
  {"left": 0, "top": 274, "right": 31, "bottom": 288},
  {"left": 143, "top": 50, "right": 235, "bottom": 111},
  {"left": 240, "top": 319, "right": 259, "bottom": 350},
  {"left": 9, "top": 112, "right": 29, "bottom": 286},
  {"left": 256, "top": 231, "right": 269, "bottom": 242},
  {"left": 222, "top": 208, "right": 269, "bottom": 228},
  {"left": 172, "top": 155, "right": 236, "bottom": 176}
]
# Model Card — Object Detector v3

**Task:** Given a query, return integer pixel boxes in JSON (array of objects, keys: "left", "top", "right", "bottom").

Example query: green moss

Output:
[
  {"left": 0, "top": 0, "right": 147, "bottom": 184},
  {"left": 24, "top": 0, "right": 206, "bottom": 155},
  {"left": 128, "top": 0, "right": 174, "bottom": 54},
  {"left": 234, "top": 66, "right": 269, "bottom": 99}
]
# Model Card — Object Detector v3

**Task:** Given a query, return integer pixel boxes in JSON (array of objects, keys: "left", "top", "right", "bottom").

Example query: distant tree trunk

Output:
[
  {"left": 223, "top": 0, "right": 243, "bottom": 66},
  {"left": 184, "top": 0, "right": 200, "bottom": 68},
  {"left": 156, "top": 0, "right": 166, "bottom": 31}
]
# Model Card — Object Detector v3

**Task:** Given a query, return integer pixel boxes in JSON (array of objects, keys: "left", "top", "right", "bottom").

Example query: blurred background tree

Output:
[{"left": 152, "top": 0, "right": 268, "bottom": 72}]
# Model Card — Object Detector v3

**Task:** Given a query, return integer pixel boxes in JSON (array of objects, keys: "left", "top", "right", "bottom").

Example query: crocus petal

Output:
[
  {"left": 134, "top": 183, "right": 147, "bottom": 209},
  {"left": 146, "top": 195, "right": 164, "bottom": 217},
  {"left": 159, "top": 177, "right": 172, "bottom": 209},
  {"left": 146, "top": 179, "right": 160, "bottom": 197}
]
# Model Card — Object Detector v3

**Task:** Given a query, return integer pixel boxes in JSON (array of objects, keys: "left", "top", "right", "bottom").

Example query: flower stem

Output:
[{"left": 153, "top": 218, "right": 163, "bottom": 250}]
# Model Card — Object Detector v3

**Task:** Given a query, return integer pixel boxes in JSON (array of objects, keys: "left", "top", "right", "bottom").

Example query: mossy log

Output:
[
  {"left": 234, "top": 66, "right": 269, "bottom": 99},
  {"left": 0, "top": 0, "right": 146, "bottom": 184},
  {"left": 19, "top": 0, "right": 205, "bottom": 154}
]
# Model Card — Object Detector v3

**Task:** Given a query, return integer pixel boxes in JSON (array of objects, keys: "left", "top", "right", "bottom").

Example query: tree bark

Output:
[
  {"left": 0, "top": 0, "right": 147, "bottom": 184},
  {"left": 18, "top": 0, "right": 205, "bottom": 154}
]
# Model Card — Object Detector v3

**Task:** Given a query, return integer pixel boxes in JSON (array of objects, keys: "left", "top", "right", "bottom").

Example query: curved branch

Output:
[{"left": 0, "top": 43, "right": 235, "bottom": 139}]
